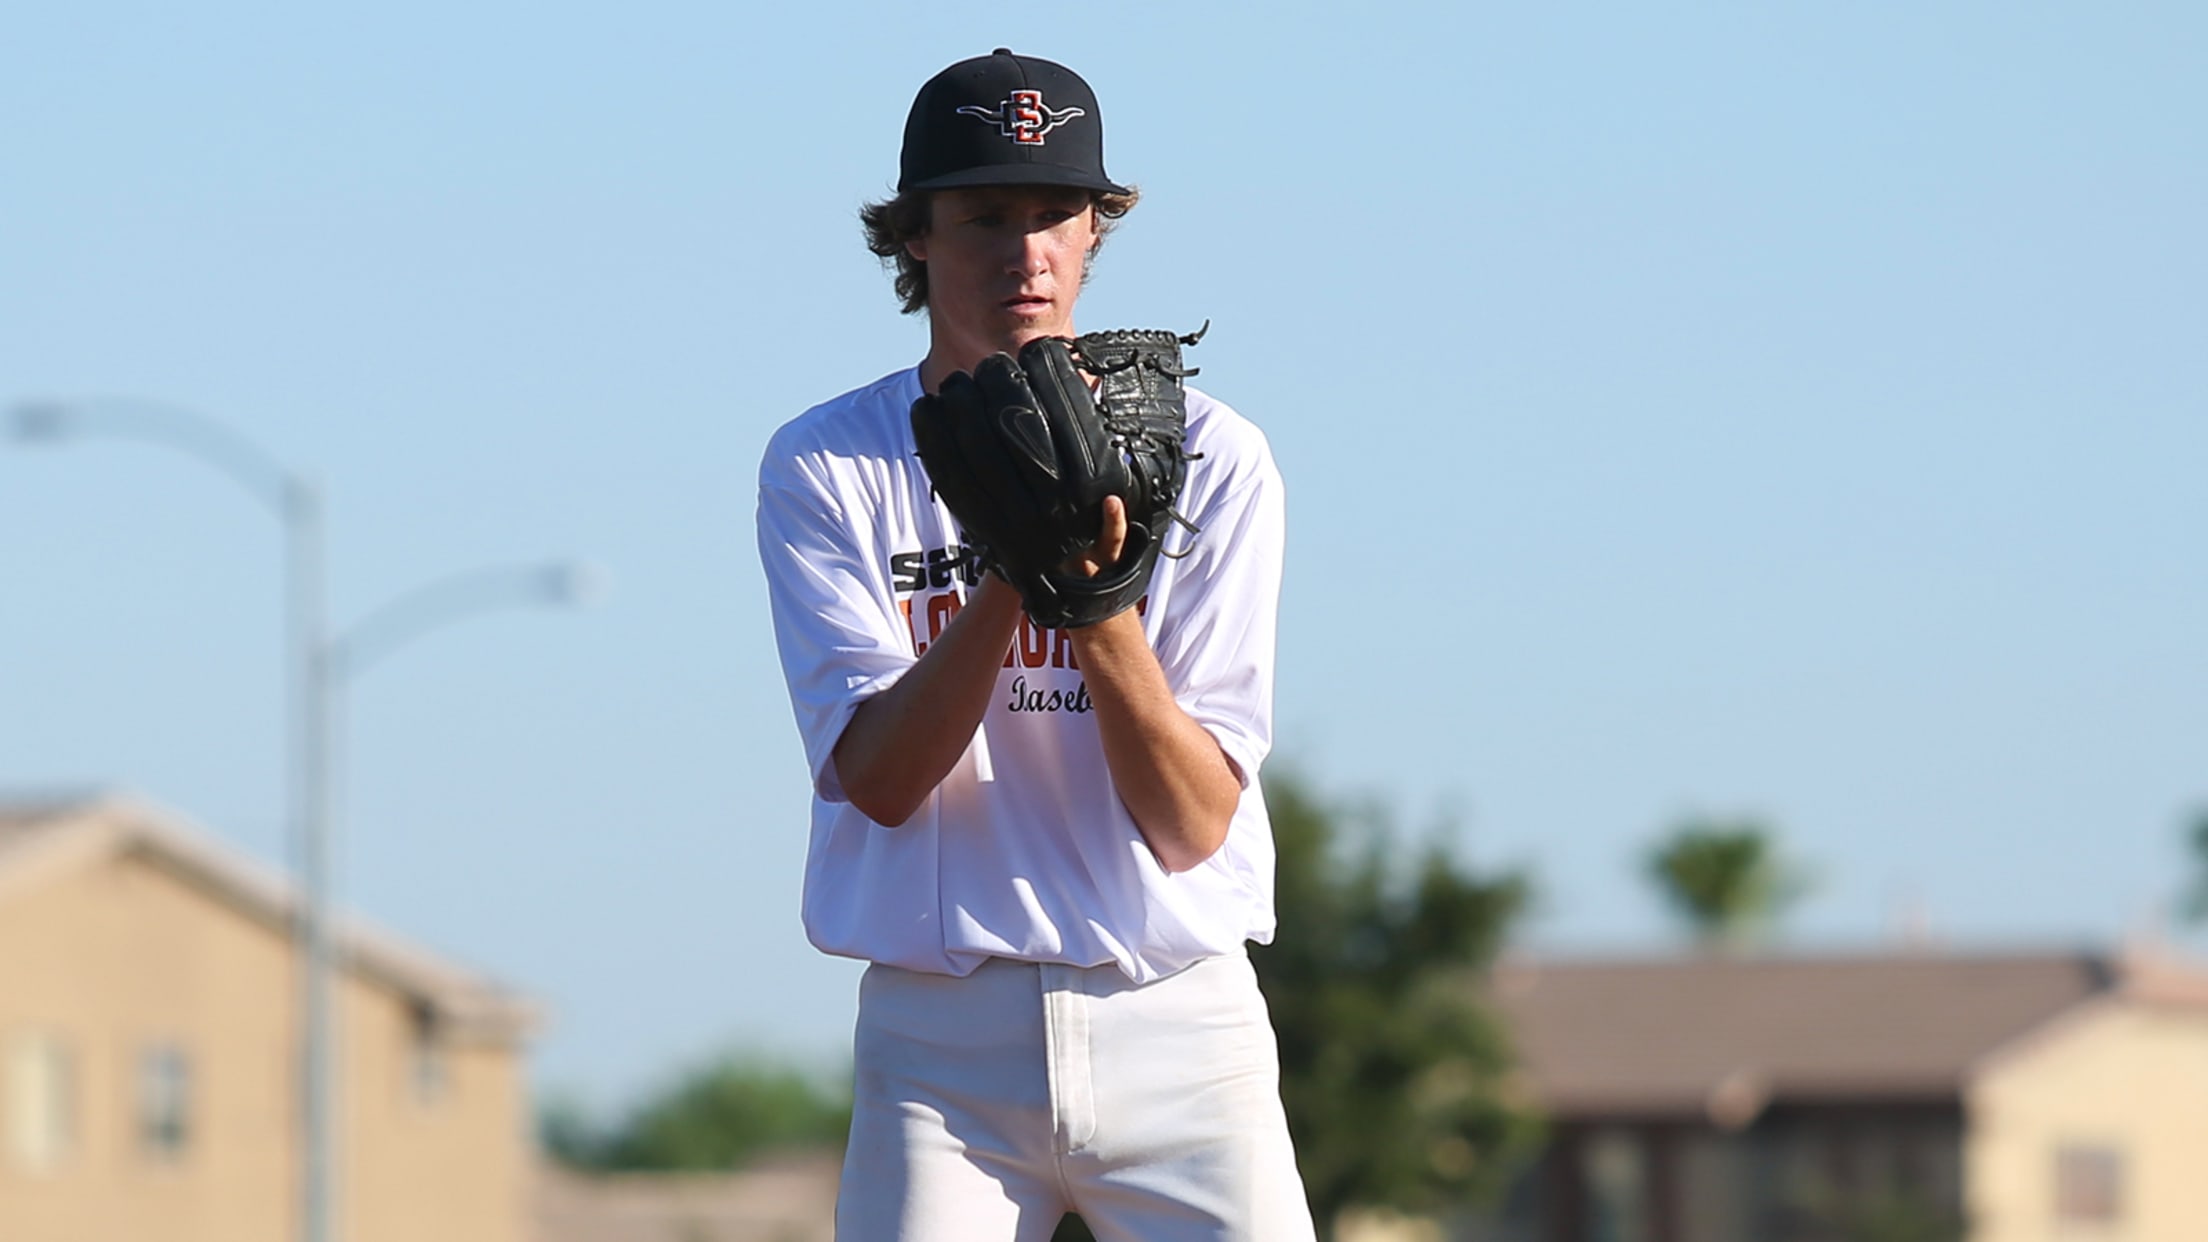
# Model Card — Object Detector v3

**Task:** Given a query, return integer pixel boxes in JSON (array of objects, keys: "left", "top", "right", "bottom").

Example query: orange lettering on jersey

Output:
[
  {"left": 1016, "top": 612, "right": 1050, "bottom": 668},
  {"left": 908, "top": 591, "right": 970, "bottom": 655}
]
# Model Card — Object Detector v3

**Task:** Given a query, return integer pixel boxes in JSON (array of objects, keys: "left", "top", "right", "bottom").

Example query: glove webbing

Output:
[{"left": 1074, "top": 324, "right": 1207, "bottom": 557}]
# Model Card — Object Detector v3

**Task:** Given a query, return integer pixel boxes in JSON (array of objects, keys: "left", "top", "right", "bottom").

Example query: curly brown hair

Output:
[{"left": 858, "top": 187, "right": 1141, "bottom": 315}]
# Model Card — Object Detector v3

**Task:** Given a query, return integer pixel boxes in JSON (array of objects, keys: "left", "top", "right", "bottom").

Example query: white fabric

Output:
[
  {"left": 838, "top": 954, "right": 1317, "bottom": 1241},
  {"left": 756, "top": 366, "right": 1286, "bottom": 982}
]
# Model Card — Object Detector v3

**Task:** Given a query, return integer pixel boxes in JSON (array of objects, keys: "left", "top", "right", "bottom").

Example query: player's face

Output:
[{"left": 910, "top": 186, "right": 1098, "bottom": 360}]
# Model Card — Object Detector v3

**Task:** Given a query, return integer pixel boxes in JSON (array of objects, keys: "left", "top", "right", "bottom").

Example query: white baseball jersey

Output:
[{"left": 756, "top": 365, "right": 1286, "bottom": 982}]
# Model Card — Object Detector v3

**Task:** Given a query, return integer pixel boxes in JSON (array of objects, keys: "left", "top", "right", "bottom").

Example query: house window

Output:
[
  {"left": 6, "top": 1033, "right": 75, "bottom": 1173},
  {"left": 2054, "top": 1142, "right": 2123, "bottom": 1226},
  {"left": 1583, "top": 1127, "right": 1649, "bottom": 1242},
  {"left": 408, "top": 1002, "right": 449, "bottom": 1105},
  {"left": 137, "top": 1043, "right": 194, "bottom": 1161}
]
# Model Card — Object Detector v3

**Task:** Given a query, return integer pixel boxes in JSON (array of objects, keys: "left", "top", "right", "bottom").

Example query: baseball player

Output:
[{"left": 756, "top": 48, "right": 1314, "bottom": 1241}]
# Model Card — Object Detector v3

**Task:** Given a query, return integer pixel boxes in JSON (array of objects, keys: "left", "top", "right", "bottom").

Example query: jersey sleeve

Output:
[
  {"left": 756, "top": 450, "right": 915, "bottom": 803},
  {"left": 1148, "top": 413, "right": 1285, "bottom": 789}
]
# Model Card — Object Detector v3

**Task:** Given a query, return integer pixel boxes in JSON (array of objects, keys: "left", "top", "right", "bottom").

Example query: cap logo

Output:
[{"left": 956, "top": 89, "right": 1084, "bottom": 146}]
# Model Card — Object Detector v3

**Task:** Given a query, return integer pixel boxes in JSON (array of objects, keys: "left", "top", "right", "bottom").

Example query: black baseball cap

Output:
[{"left": 898, "top": 48, "right": 1129, "bottom": 195}]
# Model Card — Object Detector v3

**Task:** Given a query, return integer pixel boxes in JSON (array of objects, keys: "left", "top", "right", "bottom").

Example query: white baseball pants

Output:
[{"left": 836, "top": 952, "right": 1318, "bottom": 1242}]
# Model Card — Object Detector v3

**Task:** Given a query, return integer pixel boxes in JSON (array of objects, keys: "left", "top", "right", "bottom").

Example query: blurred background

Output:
[{"left": 2, "top": 2, "right": 2202, "bottom": 1240}]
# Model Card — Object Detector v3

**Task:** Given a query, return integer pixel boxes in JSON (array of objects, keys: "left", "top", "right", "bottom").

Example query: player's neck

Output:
[{"left": 917, "top": 347, "right": 966, "bottom": 396}]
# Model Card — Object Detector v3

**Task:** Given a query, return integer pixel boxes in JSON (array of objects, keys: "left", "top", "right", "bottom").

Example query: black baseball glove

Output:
[{"left": 910, "top": 326, "right": 1204, "bottom": 629}]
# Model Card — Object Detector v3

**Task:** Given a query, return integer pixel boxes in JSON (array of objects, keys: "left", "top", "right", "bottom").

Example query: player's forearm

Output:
[
  {"left": 1070, "top": 610, "right": 1240, "bottom": 873},
  {"left": 833, "top": 577, "right": 1023, "bottom": 827}
]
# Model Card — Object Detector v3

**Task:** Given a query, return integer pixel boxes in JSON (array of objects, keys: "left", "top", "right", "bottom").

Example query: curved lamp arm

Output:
[
  {"left": 331, "top": 560, "right": 604, "bottom": 682},
  {"left": 10, "top": 398, "right": 300, "bottom": 518}
]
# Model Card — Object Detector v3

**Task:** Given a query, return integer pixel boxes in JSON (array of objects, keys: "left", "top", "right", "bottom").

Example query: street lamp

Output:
[
  {"left": 11, "top": 398, "right": 329, "bottom": 1240},
  {"left": 331, "top": 560, "right": 602, "bottom": 680},
  {"left": 10, "top": 398, "right": 595, "bottom": 1242}
]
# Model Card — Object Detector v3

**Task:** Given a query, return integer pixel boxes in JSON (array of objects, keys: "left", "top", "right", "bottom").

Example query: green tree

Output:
[
  {"left": 1799, "top": 1187, "right": 1966, "bottom": 1242},
  {"left": 1252, "top": 766, "right": 1539, "bottom": 1238},
  {"left": 2180, "top": 807, "right": 2208, "bottom": 926},
  {"left": 538, "top": 1089, "right": 611, "bottom": 1167},
  {"left": 541, "top": 1053, "right": 850, "bottom": 1172},
  {"left": 1645, "top": 817, "right": 1806, "bottom": 949}
]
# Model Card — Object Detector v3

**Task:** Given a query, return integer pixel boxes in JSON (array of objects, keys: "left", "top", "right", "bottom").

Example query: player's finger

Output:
[{"left": 1098, "top": 495, "right": 1128, "bottom": 564}]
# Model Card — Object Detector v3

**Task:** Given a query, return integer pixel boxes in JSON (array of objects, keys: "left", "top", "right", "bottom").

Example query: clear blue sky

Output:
[{"left": 4, "top": 3, "right": 2202, "bottom": 1107}]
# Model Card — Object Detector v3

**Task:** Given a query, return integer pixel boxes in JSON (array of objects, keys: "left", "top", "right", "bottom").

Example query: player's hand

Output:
[{"left": 1062, "top": 495, "right": 1129, "bottom": 579}]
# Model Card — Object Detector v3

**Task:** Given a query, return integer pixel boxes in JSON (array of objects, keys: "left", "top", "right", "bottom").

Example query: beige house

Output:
[
  {"left": 1471, "top": 949, "right": 2208, "bottom": 1242},
  {"left": 0, "top": 793, "right": 539, "bottom": 1242}
]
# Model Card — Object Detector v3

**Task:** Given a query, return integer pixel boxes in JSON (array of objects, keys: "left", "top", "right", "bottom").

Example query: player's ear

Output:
[
  {"left": 1081, "top": 200, "right": 1105, "bottom": 257},
  {"left": 904, "top": 191, "right": 936, "bottom": 263}
]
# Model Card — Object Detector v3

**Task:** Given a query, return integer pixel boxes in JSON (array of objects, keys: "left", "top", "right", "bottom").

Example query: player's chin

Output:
[{"left": 1003, "top": 323, "right": 1077, "bottom": 356}]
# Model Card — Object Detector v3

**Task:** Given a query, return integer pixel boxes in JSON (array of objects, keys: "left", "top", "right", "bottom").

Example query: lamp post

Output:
[
  {"left": 10, "top": 398, "right": 595, "bottom": 1242},
  {"left": 11, "top": 399, "right": 332, "bottom": 1238}
]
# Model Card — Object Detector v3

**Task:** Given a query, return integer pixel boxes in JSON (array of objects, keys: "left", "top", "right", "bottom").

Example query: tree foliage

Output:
[
  {"left": 1251, "top": 766, "right": 1540, "bottom": 1236},
  {"left": 1799, "top": 1187, "right": 1966, "bottom": 1242},
  {"left": 2180, "top": 807, "right": 2208, "bottom": 926},
  {"left": 1645, "top": 817, "right": 1806, "bottom": 949},
  {"left": 541, "top": 1053, "right": 849, "bottom": 1172}
]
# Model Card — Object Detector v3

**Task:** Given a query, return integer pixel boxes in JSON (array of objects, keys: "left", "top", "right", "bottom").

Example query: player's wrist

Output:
[
  {"left": 967, "top": 573, "right": 1023, "bottom": 613},
  {"left": 1064, "top": 605, "right": 1146, "bottom": 653}
]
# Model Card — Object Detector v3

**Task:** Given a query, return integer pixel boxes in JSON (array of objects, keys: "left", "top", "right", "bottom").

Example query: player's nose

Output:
[{"left": 1009, "top": 231, "right": 1052, "bottom": 277}]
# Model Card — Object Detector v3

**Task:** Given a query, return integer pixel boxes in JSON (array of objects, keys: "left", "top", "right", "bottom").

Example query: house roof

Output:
[
  {"left": 1490, "top": 948, "right": 2208, "bottom": 1126},
  {"left": 0, "top": 791, "right": 540, "bottom": 1042},
  {"left": 534, "top": 1152, "right": 840, "bottom": 1242}
]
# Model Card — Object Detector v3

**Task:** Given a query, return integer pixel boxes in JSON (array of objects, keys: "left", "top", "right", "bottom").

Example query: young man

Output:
[{"left": 756, "top": 49, "right": 1314, "bottom": 1241}]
